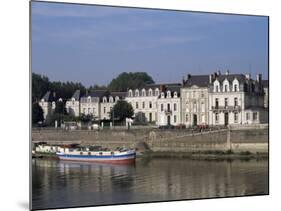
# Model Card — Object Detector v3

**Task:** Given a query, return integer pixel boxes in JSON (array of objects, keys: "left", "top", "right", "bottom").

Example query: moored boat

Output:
[{"left": 56, "top": 147, "right": 136, "bottom": 164}]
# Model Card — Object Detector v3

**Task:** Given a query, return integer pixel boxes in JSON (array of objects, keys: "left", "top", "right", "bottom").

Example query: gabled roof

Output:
[{"left": 41, "top": 91, "right": 56, "bottom": 102}]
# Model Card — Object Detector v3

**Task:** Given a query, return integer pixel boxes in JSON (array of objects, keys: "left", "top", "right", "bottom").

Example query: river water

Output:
[{"left": 32, "top": 158, "right": 268, "bottom": 210}]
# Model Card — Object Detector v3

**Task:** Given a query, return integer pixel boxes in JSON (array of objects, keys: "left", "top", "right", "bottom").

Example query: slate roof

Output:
[
  {"left": 41, "top": 91, "right": 56, "bottom": 102},
  {"left": 71, "top": 90, "right": 80, "bottom": 101},
  {"left": 82, "top": 90, "right": 126, "bottom": 99},
  {"left": 215, "top": 74, "right": 247, "bottom": 84},
  {"left": 183, "top": 75, "right": 209, "bottom": 87},
  {"left": 262, "top": 80, "right": 268, "bottom": 88}
]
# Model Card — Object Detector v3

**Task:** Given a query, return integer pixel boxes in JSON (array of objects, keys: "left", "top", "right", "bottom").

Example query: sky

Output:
[{"left": 31, "top": 1, "right": 268, "bottom": 87}]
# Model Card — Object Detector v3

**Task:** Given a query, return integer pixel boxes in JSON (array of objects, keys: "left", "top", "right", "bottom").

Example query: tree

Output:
[
  {"left": 110, "top": 100, "right": 134, "bottom": 123},
  {"left": 32, "top": 102, "right": 44, "bottom": 124},
  {"left": 108, "top": 72, "right": 155, "bottom": 92}
]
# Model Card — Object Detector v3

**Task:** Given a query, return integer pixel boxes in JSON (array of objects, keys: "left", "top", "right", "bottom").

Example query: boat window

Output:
[
  {"left": 111, "top": 151, "right": 114, "bottom": 155},
  {"left": 80, "top": 152, "right": 83, "bottom": 155},
  {"left": 88, "top": 152, "right": 91, "bottom": 155},
  {"left": 99, "top": 152, "right": 103, "bottom": 155}
]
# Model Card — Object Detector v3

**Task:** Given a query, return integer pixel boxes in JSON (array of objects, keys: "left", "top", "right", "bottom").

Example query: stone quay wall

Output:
[{"left": 32, "top": 127, "right": 268, "bottom": 153}]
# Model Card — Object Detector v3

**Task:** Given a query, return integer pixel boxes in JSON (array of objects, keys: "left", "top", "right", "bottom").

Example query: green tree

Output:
[
  {"left": 108, "top": 72, "right": 154, "bottom": 92},
  {"left": 32, "top": 73, "right": 50, "bottom": 102},
  {"left": 32, "top": 102, "right": 44, "bottom": 124},
  {"left": 110, "top": 100, "right": 134, "bottom": 122}
]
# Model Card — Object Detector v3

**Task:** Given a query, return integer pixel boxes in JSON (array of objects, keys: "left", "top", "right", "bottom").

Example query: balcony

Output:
[
  {"left": 164, "top": 109, "right": 172, "bottom": 115},
  {"left": 211, "top": 105, "right": 241, "bottom": 112}
]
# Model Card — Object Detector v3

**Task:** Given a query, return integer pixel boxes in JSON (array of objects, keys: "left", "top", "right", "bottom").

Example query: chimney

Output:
[
  {"left": 245, "top": 73, "right": 251, "bottom": 80},
  {"left": 187, "top": 74, "right": 191, "bottom": 80},
  {"left": 209, "top": 74, "right": 213, "bottom": 83},
  {"left": 160, "top": 85, "right": 166, "bottom": 92},
  {"left": 182, "top": 76, "right": 186, "bottom": 84},
  {"left": 256, "top": 74, "right": 262, "bottom": 82},
  {"left": 225, "top": 69, "right": 230, "bottom": 75}
]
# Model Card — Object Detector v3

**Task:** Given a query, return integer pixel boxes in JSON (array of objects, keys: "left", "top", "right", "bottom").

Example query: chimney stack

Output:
[
  {"left": 256, "top": 74, "right": 262, "bottom": 82},
  {"left": 225, "top": 69, "right": 230, "bottom": 75},
  {"left": 209, "top": 74, "right": 213, "bottom": 83},
  {"left": 245, "top": 73, "right": 251, "bottom": 80}
]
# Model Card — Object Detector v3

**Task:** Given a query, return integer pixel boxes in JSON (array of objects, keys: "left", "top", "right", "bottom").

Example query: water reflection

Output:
[{"left": 32, "top": 158, "right": 268, "bottom": 210}]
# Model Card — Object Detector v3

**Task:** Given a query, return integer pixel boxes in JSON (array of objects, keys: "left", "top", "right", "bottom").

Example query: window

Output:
[
  {"left": 155, "top": 89, "right": 159, "bottom": 96},
  {"left": 201, "top": 114, "right": 205, "bottom": 123},
  {"left": 115, "top": 96, "right": 119, "bottom": 101},
  {"left": 142, "top": 89, "right": 146, "bottom": 97},
  {"left": 103, "top": 107, "right": 106, "bottom": 113},
  {"left": 246, "top": 113, "right": 250, "bottom": 120},
  {"left": 224, "top": 84, "right": 228, "bottom": 92},
  {"left": 234, "top": 97, "right": 238, "bottom": 107},
  {"left": 234, "top": 84, "right": 238, "bottom": 92},
  {"left": 149, "top": 101, "right": 152, "bottom": 109},
  {"left": 216, "top": 85, "right": 219, "bottom": 92},
  {"left": 142, "top": 102, "right": 145, "bottom": 109},
  {"left": 174, "top": 115, "right": 177, "bottom": 123},
  {"left": 149, "top": 89, "right": 152, "bottom": 96},
  {"left": 128, "top": 90, "right": 133, "bottom": 97},
  {"left": 136, "top": 102, "right": 139, "bottom": 109},
  {"left": 174, "top": 92, "right": 178, "bottom": 98},
  {"left": 87, "top": 97, "right": 91, "bottom": 103},
  {"left": 201, "top": 102, "right": 205, "bottom": 112},
  {"left": 224, "top": 98, "right": 228, "bottom": 107},
  {"left": 135, "top": 90, "right": 139, "bottom": 97},
  {"left": 234, "top": 112, "right": 238, "bottom": 123},
  {"left": 110, "top": 107, "right": 112, "bottom": 111},
  {"left": 215, "top": 113, "right": 219, "bottom": 123},
  {"left": 185, "top": 114, "right": 189, "bottom": 122},
  {"left": 167, "top": 103, "right": 170, "bottom": 112},
  {"left": 88, "top": 108, "right": 91, "bottom": 114},
  {"left": 215, "top": 98, "right": 219, "bottom": 108},
  {"left": 161, "top": 104, "right": 163, "bottom": 111},
  {"left": 83, "top": 108, "right": 86, "bottom": 114},
  {"left": 149, "top": 113, "right": 152, "bottom": 122},
  {"left": 253, "top": 112, "right": 258, "bottom": 121},
  {"left": 167, "top": 91, "right": 171, "bottom": 98},
  {"left": 103, "top": 97, "right": 107, "bottom": 103},
  {"left": 193, "top": 102, "right": 197, "bottom": 112},
  {"left": 174, "top": 103, "right": 177, "bottom": 111},
  {"left": 109, "top": 97, "right": 113, "bottom": 103}
]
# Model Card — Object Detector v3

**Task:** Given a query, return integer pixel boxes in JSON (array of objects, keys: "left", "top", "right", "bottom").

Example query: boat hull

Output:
[{"left": 56, "top": 151, "right": 136, "bottom": 164}]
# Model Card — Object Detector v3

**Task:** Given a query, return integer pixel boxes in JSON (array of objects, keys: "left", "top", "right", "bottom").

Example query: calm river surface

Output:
[{"left": 32, "top": 158, "right": 268, "bottom": 210}]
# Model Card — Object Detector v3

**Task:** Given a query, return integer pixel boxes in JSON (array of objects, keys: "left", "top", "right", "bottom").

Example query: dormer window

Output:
[
  {"left": 103, "top": 97, "right": 107, "bottom": 103},
  {"left": 173, "top": 92, "right": 178, "bottom": 98},
  {"left": 232, "top": 79, "right": 240, "bottom": 92},
  {"left": 128, "top": 89, "right": 133, "bottom": 97},
  {"left": 148, "top": 89, "right": 153, "bottom": 96},
  {"left": 223, "top": 79, "right": 230, "bottom": 92},
  {"left": 155, "top": 88, "right": 159, "bottom": 96},
  {"left": 161, "top": 92, "right": 165, "bottom": 98},
  {"left": 141, "top": 89, "right": 146, "bottom": 97},
  {"left": 115, "top": 96, "right": 119, "bottom": 101},
  {"left": 109, "top": 96, "right": 114, "bottom": 103},
  {"left": 167, "top": 91, "right": 171, "bottom": 98},
  {"left": 214, "top": 80, "right": 220, "bottom": 92},
  {"left": 135, "top": 89, "right": 139, "bottom": 97},
  {"left": 87, "top": 96, "right": 91, "bottom": 103}
]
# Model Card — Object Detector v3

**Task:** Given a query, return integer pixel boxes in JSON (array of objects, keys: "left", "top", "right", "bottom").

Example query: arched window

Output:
[
  {"left": 155, "top": 88, "right": 159, "bottom": 96},
  {"left": 141, "top": 89, "right": 146, "bottom": 97},
  {"left": 148, "top": 89, "right": 153, "bottom": 96},
  {"left": 213, "top": 80, "right": 220, "bottom": 92},
  {"left": 115, "top": 96, "right": 119, "bottom": 101},
  {"left": 135, "top": 89, "right": 139, "bottom": 97},
  {"left": 128, "top": 89, "right": 133, "bottom": 97},
  {"left": 167, "top": 91, "right": 171, "bottom": 98},
  {"left": 103, "top": 97, "right": 107, "bottom": 103},
  {"left": 173, "top": 92, "right": 178, "bottom": 98},
  {"left": 109, "top": 96, "right": 114, "bottom": 103},
  {"left": 232, "top": 79, "right": 239, "bottom": 92},
  {"left": 87, "top": 96, "right": 91, "bottom": 103},
  {"left": 223, "top": 79, "right": 230, "bottom": 92},
  {"left": 161, "top": 92, "right": 165, "bottom": 98}
]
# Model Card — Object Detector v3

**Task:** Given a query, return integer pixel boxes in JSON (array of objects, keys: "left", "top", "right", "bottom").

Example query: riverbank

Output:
[{"left": 32, "top": 127, "right": 268, "bottom": 154}]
